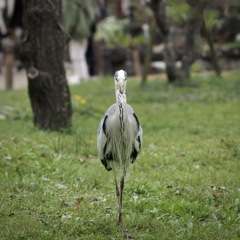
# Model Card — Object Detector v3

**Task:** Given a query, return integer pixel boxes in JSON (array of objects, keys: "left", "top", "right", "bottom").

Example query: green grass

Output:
[{"left": 0, "top": 71, "right": 240, "bottom": 239}]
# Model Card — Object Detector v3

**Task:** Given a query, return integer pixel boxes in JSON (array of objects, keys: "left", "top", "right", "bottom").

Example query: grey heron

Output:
[{"left": 97, "top": 70, "right": 143, "bottom": 227}]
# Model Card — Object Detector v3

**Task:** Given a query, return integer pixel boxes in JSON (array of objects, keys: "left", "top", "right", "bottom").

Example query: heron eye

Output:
[{"left": 115, "top": 77, "right": 118, "bottom": 82}]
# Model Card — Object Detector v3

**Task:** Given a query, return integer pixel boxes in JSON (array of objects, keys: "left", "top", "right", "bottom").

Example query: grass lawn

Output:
[{"left": 0, "top": 71, "right": 240, "bottom": 239}]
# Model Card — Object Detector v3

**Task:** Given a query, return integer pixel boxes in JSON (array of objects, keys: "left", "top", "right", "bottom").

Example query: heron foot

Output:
[
  {"left": 116, "top": 217, "right": 134, "bottom": 239},
  {"left": 125, "top": 231, "right": 134, "bottom": 239},
  {"left": 122, "top": 227, "right": 134, "bottom": 239}
]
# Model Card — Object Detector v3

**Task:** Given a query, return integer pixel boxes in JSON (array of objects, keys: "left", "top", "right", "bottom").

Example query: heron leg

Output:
[
  {"left": 113, "top": 164, "right": 120, "bottom": 199},
  {"left": 115, "top": 174, "right": 120, "bottom": 199},
  {"left": 118, "top": 175, "right": 124, "bottom": 226}
]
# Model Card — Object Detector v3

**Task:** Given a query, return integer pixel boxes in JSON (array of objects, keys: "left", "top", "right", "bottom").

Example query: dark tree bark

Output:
[
  {"left": 202, "top": 20, "right": 221, "bottom": 77},
  {"left": 21, "top": 0, "right": 72, "bottom": 131},
  {"left": 180, "top": 0, "right": 204, "bottom": 83},
  {"left": 150, "top": 0, "right": 180, "bottom": 84}
]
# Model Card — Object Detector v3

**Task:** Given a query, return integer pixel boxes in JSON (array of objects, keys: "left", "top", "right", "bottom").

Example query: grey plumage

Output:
[
  {"left": 97, "top": 103, "right": 142, "bottom": 172},
  {"left": 97, "top": 69, "right": 142, "bottom": 227}
]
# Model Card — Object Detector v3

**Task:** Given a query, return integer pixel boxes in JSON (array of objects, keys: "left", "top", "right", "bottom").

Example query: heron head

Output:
[{"left": 114, "top": 70, "right": 127, "bottom": 94}]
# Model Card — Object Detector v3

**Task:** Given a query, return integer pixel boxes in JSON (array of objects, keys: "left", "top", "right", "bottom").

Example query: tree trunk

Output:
[
  {"left": 5, "top": 43, "right": 14, "bottom": 89},
  {"left": 202, "top": 20, "right": 221, "bottom": 77},
  {"left": 141, "top": 19, "right": 155, "bottom": 86},
  {"left": 150, "top": 0, "right": 180, "bottom": 84},
  {"left": 180, "top": 1, "right": 204, "bottom": 83},
  {"left": 131, "top": 44, "right": 142, "bottom": 77},
  {"left": 21, "top": 0, "right": 72, "bottom": 131}
]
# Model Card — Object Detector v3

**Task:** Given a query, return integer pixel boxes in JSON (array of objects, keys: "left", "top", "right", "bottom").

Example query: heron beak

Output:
[{"left": 118, "top": 79, "right": 124, "bottom": 94}]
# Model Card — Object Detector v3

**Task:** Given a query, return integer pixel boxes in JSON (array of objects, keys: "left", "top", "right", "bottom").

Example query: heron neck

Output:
[
  {"left": 116, "top": 90, "right": 127, "bottom": 108},
  {"left": 116, "top": 90, "right": 127, "bottom": 122}
]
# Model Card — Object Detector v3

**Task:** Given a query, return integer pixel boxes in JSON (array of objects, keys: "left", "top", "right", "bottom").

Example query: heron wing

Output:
[
  {"left": 97, "top": 104, "right": 117, "bottom": 171},
  {"left": 126, "top": 105, "right": 143, "bottom": 163}
]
